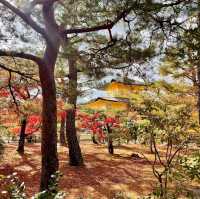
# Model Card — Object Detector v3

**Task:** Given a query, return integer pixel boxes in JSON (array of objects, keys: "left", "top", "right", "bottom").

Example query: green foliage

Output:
[
  {"left": 179, "top": 152, "right": 200, "bottom": 181},
  {"left": 130, "top": 88, "right": 199, "bottom": 198},
  {"left": 0, "top": 172, "right": 65, "bottom": 199},
  {"left": 0, "top": 125, "right": 9, "bottom": 136},
  {"left": 133, "top": 92, "right": 197, "bottom": 145},
  {"left": 3, "top": 172, "right": 26, "bottom": 199},
  {"left": 113, "top": 118, "right": 148, "bottom": 144},
  {"left": 33, "top": 191, "right": 65, "bottom": 199},
  {"left": 112, "top": 191, "right": 131, "bottom": 199},
  {"left": 33, "top": 171, "right": 65, "bottom": 199}
]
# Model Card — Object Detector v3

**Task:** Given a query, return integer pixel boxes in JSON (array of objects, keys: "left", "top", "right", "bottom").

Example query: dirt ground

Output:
[{"left": 0, "top": 142, "right": 158, "bottom": 199}]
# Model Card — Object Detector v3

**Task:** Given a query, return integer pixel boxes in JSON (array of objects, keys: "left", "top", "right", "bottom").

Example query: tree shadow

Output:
[
  {"left": 59, "top": 149, "right": 156, "bottom": 198},
  {"left": 1, "top": 143, "right": 157, "bottom": 198}
]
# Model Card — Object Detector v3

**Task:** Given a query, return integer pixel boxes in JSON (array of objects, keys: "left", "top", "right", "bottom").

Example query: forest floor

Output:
[{"left": 0, "top": 141, "right": 194, "bottom": 199}]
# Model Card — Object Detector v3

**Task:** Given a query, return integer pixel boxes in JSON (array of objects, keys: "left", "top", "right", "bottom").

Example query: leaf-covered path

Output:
[{"left": 0, "top": 142, "right": 156, "bottom": 198}]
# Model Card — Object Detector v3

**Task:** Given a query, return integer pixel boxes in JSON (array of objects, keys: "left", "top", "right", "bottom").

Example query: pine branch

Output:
[
  {"left": 63, "top": 4, "right": 135, "bottom": 35},
  {"left": 0, "top": 63, "right": 38, "bottom": 82},
  {"left": 0, "top": 50, "right": 43, "bottom": 65}
]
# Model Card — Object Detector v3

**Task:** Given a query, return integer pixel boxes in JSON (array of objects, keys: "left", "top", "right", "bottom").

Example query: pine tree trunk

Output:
[
  {"left": 66, "top": 109, "right": 83, "bottom": 165},
  {"left": 106, "top": 124, "right": 114, "bottom": 154},
  {"left": 39, "top": 44, "right": 59, "bottom": 190},
  {"left": 65, "top": 54, "right": 83, "bottom": 166},
  {"left": 39, "top": 63, "right": 58, "bottom": 190},
  {"left": 39, "top": 60, "right": 58, "bottom": 191},
  {"left": 17, "top": 118, "right": 27, "bottom": 154},
  {"left": 197, "top": 61, "right": 200, "bottom": 125},
  {"left": 108, "top": 139, "right": 114, "bottom": 154},
  {"left": 92, "top": 135, "right": 98, "bottom": 144},
  {"left": 60, "top": 116, "right": 66, "bottom": 146},
  {"left": 197, "top": 2, "right": 200, "bottom": 123},
  {"left": 38, "top": 2, "right": 63, "bottom": 190},
  {"left": 197, "top": 85, "right": 200, "bottom": 124}
]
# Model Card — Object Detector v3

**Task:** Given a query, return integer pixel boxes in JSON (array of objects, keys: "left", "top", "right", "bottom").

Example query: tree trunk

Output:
[
  {"left": 65, "top": 54, "right": 83, "bottom": 166},
  {"left": 66, "top": 109, "right": 83, "bottom": 165},
  {"left": 60, "top": 116, "right": 66, "bottom": 146},
  {"left": 150, "top": 132, "right": 154, "bottom": 154},
  {"left": 92, "top": 135, "right": 98, "bottom": 144},
  {"left": 197, "top": 62, "right": 200, "bottom": 125},
  {"left": 39, "top": 60, "right": 58, "bottom": 191},
  {"left": 197, "top": 1, "right": 200, "bottom": 125},
  {"left": 39, "top": 45, "right": 59, "bottom": 191},
  {"left": 106, "top": 124, "right": 114, "bottom": 154},
  {"left": 108, "top": 139, "right": 114, "bottom": 154},
  {"left": 38, "top": 2, "right": 62, "bottom": 190},
  {"left": 17, "top": 117, "right": 27, "bottom": 154}
]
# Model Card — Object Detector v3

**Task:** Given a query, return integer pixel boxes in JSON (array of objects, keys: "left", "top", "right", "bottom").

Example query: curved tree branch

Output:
[
  {"left": 63, "top": 3, "right": 135, "bottom": 35},
  {"left": 0, "top": 63, "right": 39, "bottom": 82},
  {"left": 0, "top": 50, "right": 43, "bottom": 66}
]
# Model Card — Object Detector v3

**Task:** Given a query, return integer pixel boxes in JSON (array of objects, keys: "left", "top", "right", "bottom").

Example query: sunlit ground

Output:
[{"left": 2, "top": 139, "right": 199, "bottom": 198}]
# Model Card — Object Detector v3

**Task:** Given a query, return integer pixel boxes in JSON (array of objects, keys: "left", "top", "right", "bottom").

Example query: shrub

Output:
[
  {"left": 179, "top": 152, "right": 200, "bottom": 181},
  {"left": 0, "top": 172, "right": 26, "bottom": 199},
  {"left": 33, "top": 171, "right": 65, "bottom": 199},
  {"left": 0, "top": 171, "right": 65, "bottom": 199}
]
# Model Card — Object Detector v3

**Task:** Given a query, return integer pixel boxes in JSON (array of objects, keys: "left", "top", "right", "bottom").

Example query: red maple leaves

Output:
[
  {"left": 11, "top": 115, "right": 41, "bottom": 135},
  {"left": 0, "top": 88, "right": 9, "bottom": 97},
  {"left": 78, "top": 112, "right": 119, "bottom": 140}
]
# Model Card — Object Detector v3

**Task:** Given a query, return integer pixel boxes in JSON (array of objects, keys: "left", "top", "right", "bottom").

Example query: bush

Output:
[
  {"left": 112, "top": 191, "right": 131, "bottom": 199},
  {"left": 33, "top": 171, "right": 65, "bottom": 199},
  {"left": 0, "top": 171, "right": 65, "bottom": 199},
  {"left": 179, "top": 152, "right": 200, "bottom": 181},
  {"left": 0, "top": 172, "right": 26, "bottom": 199}
]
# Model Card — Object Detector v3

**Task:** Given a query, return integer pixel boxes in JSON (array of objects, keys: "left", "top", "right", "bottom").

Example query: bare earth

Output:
[{"left": 0, "top": 142, "right": 156, "bottom": 199}]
